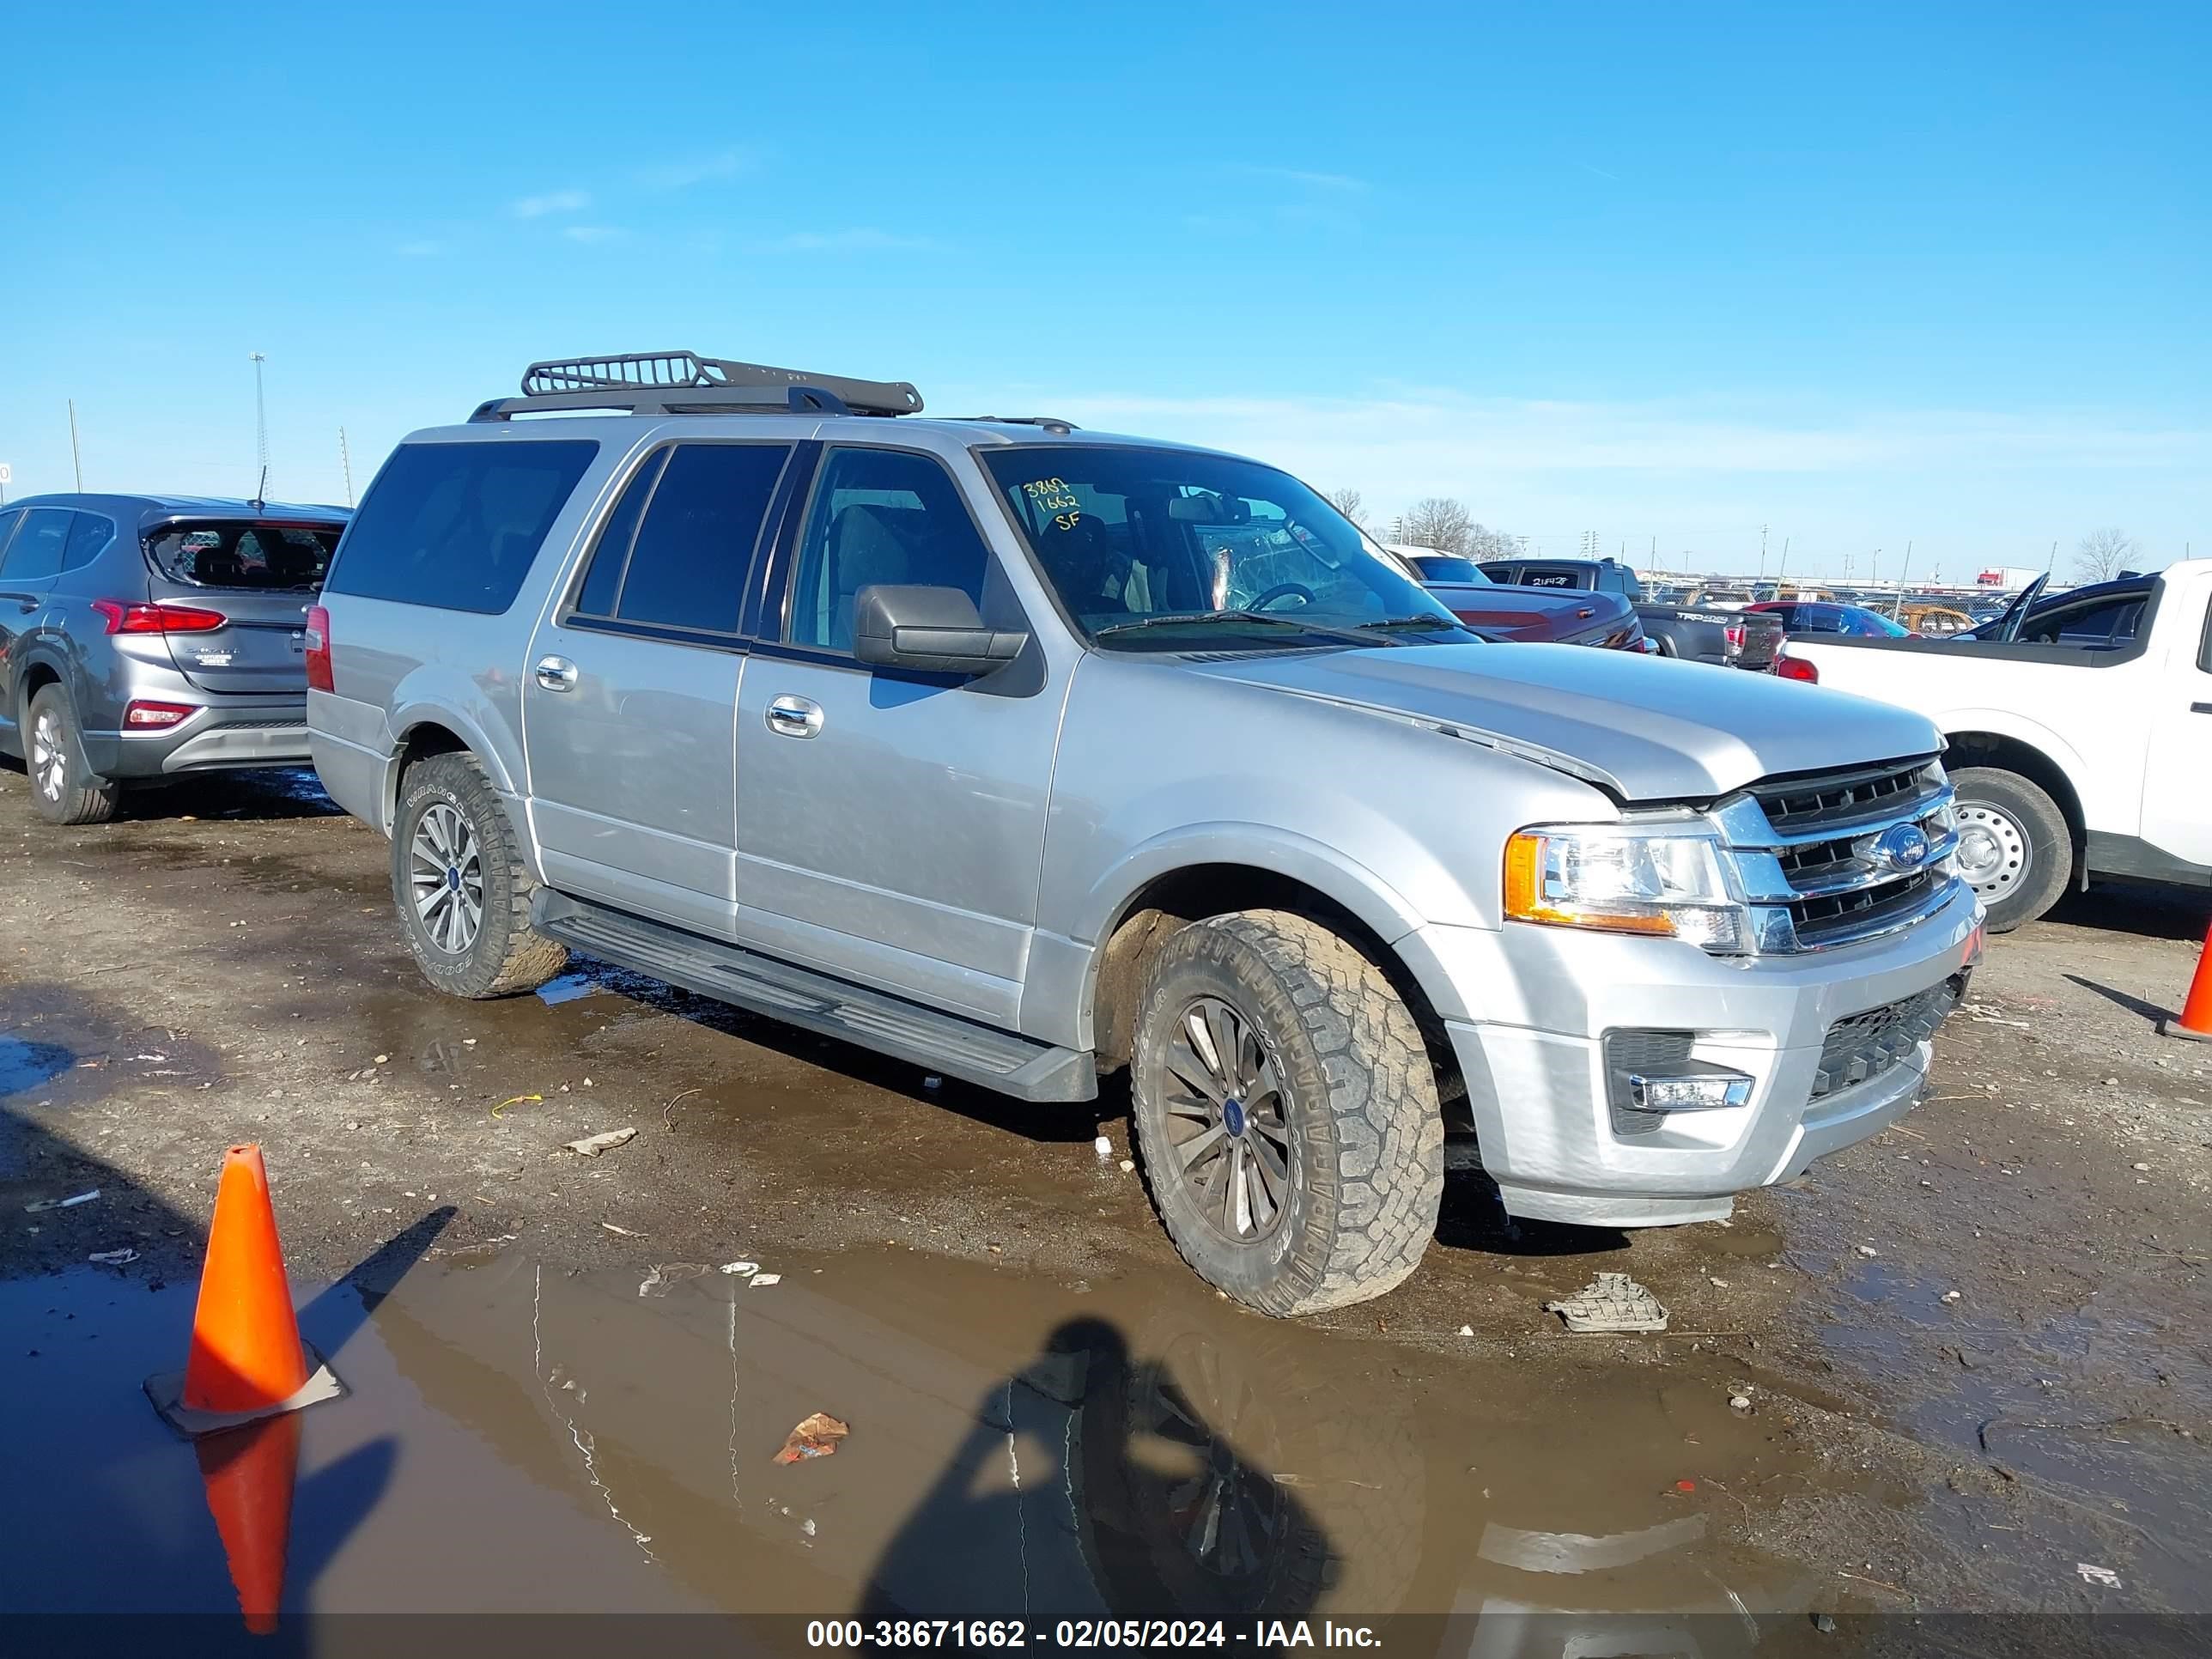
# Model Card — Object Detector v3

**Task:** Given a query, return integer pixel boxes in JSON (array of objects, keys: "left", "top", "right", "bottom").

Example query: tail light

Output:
[
  {"left": 1775, "top": 654, "right": 1819, "bottom": 683},
  {"left": 92, "top": 599, "right": 228, "bottom": 635},
  {"left": 304, "top": 605, "right": 333, "bottom": 693},
  {"left": 124, "top": 700, "right": 198, "bottom": 729},
  {"left": 1723, "top": 622, "right": 1747, "bottom": 657}
]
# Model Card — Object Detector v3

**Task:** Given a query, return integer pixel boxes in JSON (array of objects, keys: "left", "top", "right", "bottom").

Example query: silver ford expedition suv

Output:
[{"left": 308, "top": 352, "right": 1982, "bottom": 1316}]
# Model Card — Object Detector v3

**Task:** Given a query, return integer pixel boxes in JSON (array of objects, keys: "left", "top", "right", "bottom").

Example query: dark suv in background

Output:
[{"left": 0, "top": 494, "right": 349, "bottom": 823}]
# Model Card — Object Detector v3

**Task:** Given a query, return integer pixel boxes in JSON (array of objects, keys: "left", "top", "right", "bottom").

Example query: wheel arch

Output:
[{"left": 1944, "top": 728, "right": 2088, "bottom": 886}]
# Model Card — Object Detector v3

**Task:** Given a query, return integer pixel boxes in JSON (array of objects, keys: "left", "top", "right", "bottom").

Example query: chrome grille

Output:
[{"left": 1712, "top": 755, "right": 1964, "bottom": 953}]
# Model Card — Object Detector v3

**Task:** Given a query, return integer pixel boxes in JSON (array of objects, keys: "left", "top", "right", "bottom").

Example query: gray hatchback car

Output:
[{"left": 0, "top": 494, "right": 349, "bottom": 823}]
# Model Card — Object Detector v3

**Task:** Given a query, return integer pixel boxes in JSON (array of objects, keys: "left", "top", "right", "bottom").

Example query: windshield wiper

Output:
[
  {"left": 1091, "top": 610, "right": 1373, "bottom": 646},
  {"left": 1346, "top": 613, "right": 1466, "bottom": 635}
]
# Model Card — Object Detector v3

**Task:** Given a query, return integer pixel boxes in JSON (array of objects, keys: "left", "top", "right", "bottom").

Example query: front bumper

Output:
[
  {"left": 1410, "top": 879, "right": 1982, "bottom": 1226},
  {"left": 82, "top": 701, "right": 313, "bottom": 779}
]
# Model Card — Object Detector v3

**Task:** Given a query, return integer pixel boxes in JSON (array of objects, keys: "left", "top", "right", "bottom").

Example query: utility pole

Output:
[
  {"left": 338, "top": 427, "right": 356, "bottom": 507},
  {"left": 249, "top": 352, "right": 270, "bottom": 497},
  {"left": 67, "top": 400, "right": 83, "bottom": 491},
  {"left": 1777, "top": 536, "right": 1790, "bottom": 583},
  {"left": 1892, "top": 540, "right": 1913, "bottom": 617},
  {"left": 1758, "top": 523, "right": 1768, "bottom": 580}
]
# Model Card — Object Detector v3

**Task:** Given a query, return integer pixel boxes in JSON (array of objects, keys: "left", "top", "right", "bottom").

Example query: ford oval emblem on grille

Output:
[{"left": 1874, "top": 823, "right": 1931, "bottom": 872}]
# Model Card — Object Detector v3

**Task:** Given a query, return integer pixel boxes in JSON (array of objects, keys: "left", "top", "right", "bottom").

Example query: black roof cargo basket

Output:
[{"left": 470, "top": 350, "right": 924, "bottom": 422}]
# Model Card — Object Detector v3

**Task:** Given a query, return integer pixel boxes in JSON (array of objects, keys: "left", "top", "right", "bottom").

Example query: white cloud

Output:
[
  {"left": 756, "top": 228, "right": 933, "bottom": 252},
  {"left": 512, "top": 188, "right": 590, "bottom": 218},
  {"left": 1230, "top": 164, "right": 1369, "bottom": 192},
  {"left": 561, "top": 225, "right": 626, "bottom": 244},
  {"left": 637, "top": 149, "right": 756, "bottom": 191}
]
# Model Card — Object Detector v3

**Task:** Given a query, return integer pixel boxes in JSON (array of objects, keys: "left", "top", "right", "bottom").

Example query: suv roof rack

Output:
[
  {"left": 952, "top": 415, "right": 1080, "bottom": 434},
  {"left": 469, "top": 350, "right": 924, "bottom": 422}
]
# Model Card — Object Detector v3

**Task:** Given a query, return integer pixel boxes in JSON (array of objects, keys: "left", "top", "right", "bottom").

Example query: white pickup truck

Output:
[{"left": 1785, "top": 561, "right": 2212, "bottom": 929}]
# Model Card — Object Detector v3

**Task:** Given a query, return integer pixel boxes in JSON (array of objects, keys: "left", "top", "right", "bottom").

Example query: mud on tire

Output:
[
  {"left": 392, "top": 751, "right": 568, "bottom": 999},
  {"left": 1130, "top": 908, "right": 1443, "bottom": 1316}
]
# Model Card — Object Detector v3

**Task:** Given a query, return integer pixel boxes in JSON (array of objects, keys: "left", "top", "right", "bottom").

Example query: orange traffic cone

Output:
[
  {"left": 2159, "top": 920, "right": 2212, "bottom": 1043},
  {"left": 145, "top": 1145, "right": 344, "bottom": 1437},
  {"left": 196, "top": 1412, "right": 302, "bottom": 1635}
]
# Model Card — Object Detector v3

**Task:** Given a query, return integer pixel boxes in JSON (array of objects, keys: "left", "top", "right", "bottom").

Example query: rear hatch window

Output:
[{"left": 143, "top": 520, "right": 343, "bottom": 696}]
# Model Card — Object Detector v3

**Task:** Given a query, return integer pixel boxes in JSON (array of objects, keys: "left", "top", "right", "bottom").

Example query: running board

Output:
[{"left": 530, "top": 891, "right": 1097, "bottom": 1103}]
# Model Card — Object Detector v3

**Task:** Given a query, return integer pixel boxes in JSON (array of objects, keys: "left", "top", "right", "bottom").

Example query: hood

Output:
[{"left": 1187, "top": 642, "right": 1942, "bottom": 802}]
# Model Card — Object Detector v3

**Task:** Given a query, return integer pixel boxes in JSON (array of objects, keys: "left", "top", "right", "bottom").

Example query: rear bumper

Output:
[{"left": 82, "top": 701, "right": 313, "bottom": 778}]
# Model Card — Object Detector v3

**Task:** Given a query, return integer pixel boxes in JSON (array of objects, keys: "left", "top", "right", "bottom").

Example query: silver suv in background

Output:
[
  {"left": 0, "top": 494, "right": 349, "bottom": 823},
  {"left": 309, "top": 351, "right": 1982, "bottom": 1316}
]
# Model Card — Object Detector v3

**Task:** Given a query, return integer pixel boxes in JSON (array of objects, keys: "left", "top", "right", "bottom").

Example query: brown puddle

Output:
[{"left": 3, "top": 1246, "right": 1822, "bottom": 1626}]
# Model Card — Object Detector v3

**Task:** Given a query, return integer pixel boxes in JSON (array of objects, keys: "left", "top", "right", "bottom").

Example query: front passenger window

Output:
[{"left": 787, "top": 448, "right": 990, "bottom": 653}]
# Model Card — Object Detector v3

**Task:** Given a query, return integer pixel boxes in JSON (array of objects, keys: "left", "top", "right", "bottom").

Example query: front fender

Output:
[{"left": 1931, "top": 707, "right": 2089, "bottom": 793}]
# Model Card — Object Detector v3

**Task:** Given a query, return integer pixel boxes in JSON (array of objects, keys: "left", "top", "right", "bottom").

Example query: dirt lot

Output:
[{"left": 3, "top": 764, "right": 2208, "bottom": 1626}]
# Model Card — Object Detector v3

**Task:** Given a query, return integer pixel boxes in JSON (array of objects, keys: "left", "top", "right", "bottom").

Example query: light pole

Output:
[{"left": 248, "top": 352, "right": 269, "bottom": 500}]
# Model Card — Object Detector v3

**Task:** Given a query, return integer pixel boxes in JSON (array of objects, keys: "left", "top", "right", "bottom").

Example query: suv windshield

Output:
[
  {"left": 147, "top": 521, "right": 341, "bottom": 591},
  {"left": 982, "top": 447, "right": 1461, "bottom": 649}
]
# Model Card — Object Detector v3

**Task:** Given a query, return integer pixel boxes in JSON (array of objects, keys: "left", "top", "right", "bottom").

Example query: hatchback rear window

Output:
[
  {"left": 147, "top": 522, "right": 341, "bottom": 591},
  {"left": 326, "top": 440, "right": 598, "bottom": 614}
]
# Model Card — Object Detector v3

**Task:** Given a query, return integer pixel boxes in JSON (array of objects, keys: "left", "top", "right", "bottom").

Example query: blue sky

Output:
[{"left": 2, "top": 3, "right": 2203, "bottom": 579}]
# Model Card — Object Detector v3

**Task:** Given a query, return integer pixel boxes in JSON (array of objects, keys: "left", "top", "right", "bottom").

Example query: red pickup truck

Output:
[{"left": 1389, "top": 550, "right": 1650, "bottom": 651}]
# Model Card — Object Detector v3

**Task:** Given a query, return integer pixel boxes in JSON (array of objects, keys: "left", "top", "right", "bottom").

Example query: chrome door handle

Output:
[
  {"left": 765, "top": 695, "right": 823, "bottom": 738},
  {"left": 534, "top": 655, "right": 579, "bottom": 692}
]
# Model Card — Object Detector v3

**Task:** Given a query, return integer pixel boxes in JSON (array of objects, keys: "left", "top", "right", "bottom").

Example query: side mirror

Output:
[{"left": 853, "top": 585, "right": 1028, "bottom": 678}]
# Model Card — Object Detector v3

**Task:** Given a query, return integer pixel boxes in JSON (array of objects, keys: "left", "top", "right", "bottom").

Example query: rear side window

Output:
[
  {"left": 327, "top": 441, "right": 598, "bottom": 614},
  {"left": 60, "top": 512, "right": 115, "bottom": 572},
  {"left": 146, "top": 521, "right": 338, "bottom": 590},
  {"left": 570, "top": 443, "right": 789, "bottom": 635},
  {"left": 0, "top": 508, "right": 73, "bottom": 581}
]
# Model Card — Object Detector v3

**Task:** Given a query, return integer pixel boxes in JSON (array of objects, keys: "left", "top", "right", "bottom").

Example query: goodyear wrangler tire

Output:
[
  {"left": 392, "top": 751, "right": 568, "bottom": 999},
  {"left": 1130, "top": 909, "right": 1443, "bottom": 1316}
]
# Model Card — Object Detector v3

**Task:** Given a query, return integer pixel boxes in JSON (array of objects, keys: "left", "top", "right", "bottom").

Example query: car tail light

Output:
[
  {"left": 123, "top": 700, "right": 198, "bottom": 729},
  {"left": 1723, "top": 622, "right": 1747, "bottom": 657},
  {"left": 1775, "top": 653, "right": 1819, "bottom": 683},
  {"left": 304, "top": 605, "right": 334, "bottom": 693},
  {"left": 92, "top": 599, "right": 228, "bottom": 635}
]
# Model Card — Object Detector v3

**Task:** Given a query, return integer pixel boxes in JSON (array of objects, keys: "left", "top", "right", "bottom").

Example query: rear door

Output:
[
  {"left": 523, "top": 439, "right": 795, "bottom": 939},
  {"left": 0, "top": 507, "right": 73, "bottom": 722},
  {"left": 142, "top": 520, "right": 343, "bottom": 693}
]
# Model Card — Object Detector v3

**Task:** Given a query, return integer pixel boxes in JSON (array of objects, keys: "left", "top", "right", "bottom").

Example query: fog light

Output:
[{"left": 1624, "top": 1071, "right": 1753, "bottom": 1112}]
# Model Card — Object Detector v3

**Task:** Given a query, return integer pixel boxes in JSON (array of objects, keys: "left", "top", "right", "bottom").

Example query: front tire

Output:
[
  {"left": 1949, "top": 765, "right": 2070, "bottom": 932},
  {"left": 24, "top": 686, "right": 120, "bottom": 825},
  {"left": 1130, "top": 910, "right": 1443, "bottom": 1316},
  {"left": 392, "top": 751, "right": 568, "bottom": 998}
]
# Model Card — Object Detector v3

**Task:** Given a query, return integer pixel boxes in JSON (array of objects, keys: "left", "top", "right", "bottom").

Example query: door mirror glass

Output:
[{"left": 853, "top": 584, "right": 1027, "bottom": 677}]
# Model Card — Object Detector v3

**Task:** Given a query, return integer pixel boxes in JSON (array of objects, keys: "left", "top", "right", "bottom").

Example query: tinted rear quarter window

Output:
[
  {"left": 327, "top": 441, "right": 598, "bottom": 614},
  {"left": 60, "top": 512, "right": 115, "bottom": 572}
]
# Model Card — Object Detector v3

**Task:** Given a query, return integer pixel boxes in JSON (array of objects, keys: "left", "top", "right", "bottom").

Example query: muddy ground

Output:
[{"left": 3, "top": 764, "right": 2208, "bottom": 1632}]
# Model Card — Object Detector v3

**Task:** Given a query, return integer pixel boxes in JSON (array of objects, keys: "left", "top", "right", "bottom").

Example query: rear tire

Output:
[
  {"left": 392, "top": 751, "right": 568, "bottom": 998},
  {"left": 1949, "top": 765, "right": 2070, "bottom": 932},
  {"left": 1130, "top": 909, "right": 1443, "bottom": 1316},
  {"left": 24, "top": 686, "right": 120, "bottom": 826}
]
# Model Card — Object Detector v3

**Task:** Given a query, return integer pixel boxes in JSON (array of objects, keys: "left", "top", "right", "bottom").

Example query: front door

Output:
[
  {"left": 733, "top": 443, "right": 1062, "bottom": 1027},
  {"left": 524, "top": 441, "right": 793, "bottom": 939}
]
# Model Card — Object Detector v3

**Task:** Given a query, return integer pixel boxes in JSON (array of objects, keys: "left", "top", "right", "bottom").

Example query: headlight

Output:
[{"left": 1504, "top": 824, "right": 1747, "bottom": 952}]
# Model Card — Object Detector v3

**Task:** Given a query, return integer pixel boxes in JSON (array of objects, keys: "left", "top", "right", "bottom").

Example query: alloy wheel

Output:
[
  {"left": 30, "top": 710, "right": 64, "bottom": 800},
  {"left": 408, "top": 801, "right": 485, "bottom": 955},
  {"left": 1159, "top": 996, "right": 1296, "bottom": 1243}
]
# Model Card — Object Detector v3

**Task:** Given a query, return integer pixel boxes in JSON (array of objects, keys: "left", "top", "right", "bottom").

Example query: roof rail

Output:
[
  {"left": 469, "top": 350, "right": 924, "bottom": 422},
  {"left": 952, "top": 415, "right": 1080, "bottom": 434}
]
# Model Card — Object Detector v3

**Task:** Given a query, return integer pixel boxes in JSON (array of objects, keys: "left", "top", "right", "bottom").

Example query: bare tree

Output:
[
  {"left": 1401, "top": 496, "right": 1475, "bottom": 553},
  {"left": 1466, "top": 523, "right": 1518, "bottom": 559},
  {"left": 1324, "top": 486, "right": 1365, "bottom": 525},
  {"left": 2072, "top": 526, "right": 2138, "bottom": 584}
]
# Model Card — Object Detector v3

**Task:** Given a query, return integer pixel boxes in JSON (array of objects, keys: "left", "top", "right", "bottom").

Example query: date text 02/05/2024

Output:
[{"left": 805, "top": 1620, "right": 1382, "bottom": 1650}]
